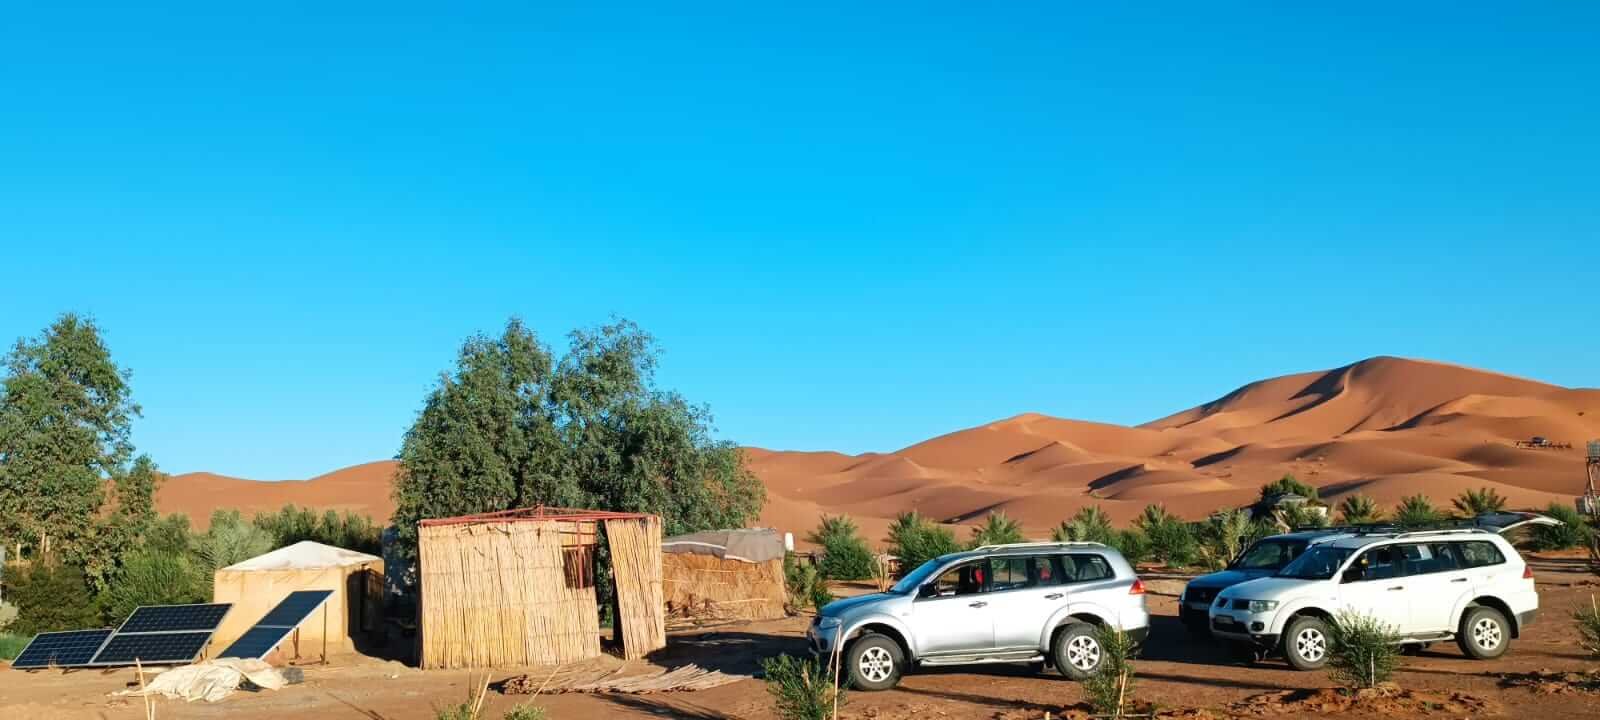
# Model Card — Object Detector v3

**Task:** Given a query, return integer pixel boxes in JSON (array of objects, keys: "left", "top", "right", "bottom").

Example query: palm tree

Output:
[
  {"left": 970, "top": 511, "right": 1026, "bottom": 548},
  {"left": 1394, "top": 495, "right": 1442, "bottom": 527},
  {"left": 1337, "top": 495, "right": 1382, "bottom": 525},
  {"left": 1052, "top": 506, "right": 1114, "bottom": 544},
  {"left": 1452, "top": 488, "right": 1507, "bottom": 518},
  {"left": 1197, "top": 509, "right": 1254, "bottom": 571}
]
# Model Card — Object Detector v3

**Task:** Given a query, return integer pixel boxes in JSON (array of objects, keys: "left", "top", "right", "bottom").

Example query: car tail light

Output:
[
  {"left": 1129, "top": 578, "right": 1146, "bottom": 595},
  {"left": 1523, "top": 565, "right": 1534, "bottom": 580}
]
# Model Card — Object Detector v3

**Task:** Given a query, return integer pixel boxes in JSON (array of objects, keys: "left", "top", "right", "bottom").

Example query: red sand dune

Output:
[{"left": 157, "top": 357, "right": 1599, "bottom": 543}]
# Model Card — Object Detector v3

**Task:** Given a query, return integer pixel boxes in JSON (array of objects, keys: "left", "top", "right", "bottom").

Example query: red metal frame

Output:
[{"left": 417, "top": 505, "right": 657, "bottom": 527}]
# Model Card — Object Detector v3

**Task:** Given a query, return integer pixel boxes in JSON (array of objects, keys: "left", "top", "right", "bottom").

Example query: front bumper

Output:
[
  {"left": 1209, "top": 608, "right": 1279, "bottom": 648},
  {"left": 807, "top": 621, "right": 844, "bottom": 655}
]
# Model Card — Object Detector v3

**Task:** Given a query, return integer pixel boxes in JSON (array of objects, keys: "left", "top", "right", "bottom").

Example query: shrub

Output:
[
  {"left": 502, "top": 705, "right": 547, "bottom": 720},
  {"left": 1394, "top": 495, "right": 1442, "bottom": 527},
  {"left": 969, "top": 511, "right": 1025, "bottom": 549},
  {"left": 1260, "top": 474, "right": 1318, "bottom": 501},
  {"left": 254, "top": 505, "right": 383, "bottom": 554},
  {"left": 194, "top": 510, "right": 276, "bottom": 575},
  {"left": 0, "top": 633, "right": 28, "bottom": 661},
  {"left": 1336, "top": 495, "right": 1382, "bottom": 525},
  {"left": 1326, "top": 611, "right": 1403, "bottom": 689},
  {"left": 6, "top": 563, "right": 100, "bottom": 636},
  {"left": 886, "top": 511, "right": 960, "bottom": 574},
  {"left": 761, "top": 653, "right": 843, "bottom": 720},
  {"left": 1577, "top": 595, "right": 1600, "bottom": 659},
  {"left": 98, "top": 549, "right": 206, "bottom": 625},
  {"left": 145, "top": 513, "right": 194, "bottom": 556},
  {"left": 808, "top": 516, "right": 875, "bottom": 581},
  {"left": 1052, "top": 506, "right": 1115, "bottom": 545},
  {"left": 1452, "top": 487, "right": 1507, "bottom": 517},
  {"left": 1081, "top": 625, "right": 1137, "bottom": 717},
  {"left": 1196, "top": 510, "right": 1254, "bottom": 571},
  {"left": 1108, "top": 529, "right": 1150, "bottom": 566},
  {"left": 1530, "top": 503, "right": 1592, "bottom": 551},
  {"left": 783, "top": 554, "right": 833, "bottom": 614},
  {"left": 1136, "top": 505, "right": 1196, "bottom": 567}
]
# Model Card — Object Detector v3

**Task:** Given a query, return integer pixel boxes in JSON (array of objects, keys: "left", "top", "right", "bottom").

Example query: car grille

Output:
[{"left": 1188, "top": 588, "right": 1215, "bottom": 603}]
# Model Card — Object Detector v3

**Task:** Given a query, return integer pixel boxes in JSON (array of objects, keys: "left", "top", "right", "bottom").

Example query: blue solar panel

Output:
[
  {"left": 92, "top": 632, "right": 214, "bottom": 665},
  {"left": 217, "top": 590, "right": 334, "bottom": 660},
  {"left": 217, "top": 626, "right": 296, "bottom": 660},
  {"left": 11, "top": 630, "right": 114, "bottom": 669},
  {"left": 118, "top": 603, "right": 232, "bottom": 633}
]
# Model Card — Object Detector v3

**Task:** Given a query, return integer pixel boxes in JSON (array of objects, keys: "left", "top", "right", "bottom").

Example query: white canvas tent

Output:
[{"left": 212, "top": 541, "right": 383, "bottom": 659}]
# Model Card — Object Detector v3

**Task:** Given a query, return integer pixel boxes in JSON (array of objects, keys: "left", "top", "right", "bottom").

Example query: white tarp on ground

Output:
[
  {"left": 115, "top": 659, "right": 287, "bottom": 703},
  {"left": 221, "top": 540, "right": 381, "bottom": 571}
]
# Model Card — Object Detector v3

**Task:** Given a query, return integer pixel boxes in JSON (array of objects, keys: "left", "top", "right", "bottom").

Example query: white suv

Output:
[{"left": 1209, "top": 524, "right": 1547, "bottom": 670}]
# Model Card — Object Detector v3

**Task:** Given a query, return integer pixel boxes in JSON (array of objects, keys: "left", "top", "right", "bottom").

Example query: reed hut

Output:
[
  {"left": 417, "top": 507, "right": 665, "bottom": 669},
  {"left": 661, "top": 528, "right": 787, "bottom": 622}
]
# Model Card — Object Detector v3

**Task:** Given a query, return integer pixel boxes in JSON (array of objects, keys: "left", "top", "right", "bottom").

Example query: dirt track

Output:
[{"left": 4, "top": 553, "right": 1598, "bottom": 719}]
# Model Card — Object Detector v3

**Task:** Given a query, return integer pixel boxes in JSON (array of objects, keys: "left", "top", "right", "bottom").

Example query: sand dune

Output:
[{"left": 156, "top": 356, "right": 1598, "bottom": 542}]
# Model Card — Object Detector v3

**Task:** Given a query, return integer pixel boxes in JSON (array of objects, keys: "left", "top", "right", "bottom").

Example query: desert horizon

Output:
[{"left": 157, "top": 354, "right": 1599, "bottom": 539}]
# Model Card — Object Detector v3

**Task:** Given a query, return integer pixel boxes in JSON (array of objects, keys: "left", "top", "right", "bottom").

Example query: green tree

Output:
[
  {"left": 1196, "top": 509, "right": 1255, "bottom": 571},
  {"left": 886, "top": 511, "right": 960, "bottom": 574},
  {"left": 0, "top": 314, "right": 160, "bottom": 588},
  {"left": 253, "top": 504, "right": 382, "bottom": 554},
  {"left": 193, "top": 510, "right": 276, "bottom": 591},
  {"left": 807, "top": 515, "right": 874, "bottom": 580},
  {"left": 98, "top": 549, "right": 206, "bottom": 624},
  {"left": 1052, "top": 506, "right": 1115, "bottom": 545},
  {"left": 1259, "top": 474, "right": 1318, "bottom": 501},
  {"left": 1452, "top": 487, "right": 1507, "bottom": 517},
  {"left": 969, "top": 511, "right": 1025, "bottom": 548},
  {"left": 1336, "top": 495, "right": 1382, "bottom": 525},
  {"left": 392, "top": 320, "right": 764, "bottom": 561},
  {"left": 1394, "top": 495, "right": 1443, "bottom": 527},
  {"left": 5, "top": 563, "right": 101, "bottom": 636},
  {"left": 1136, "top": 505, "right": 1196, "bottom": 567}
]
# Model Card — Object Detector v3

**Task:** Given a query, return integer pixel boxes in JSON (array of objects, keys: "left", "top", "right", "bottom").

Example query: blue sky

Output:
[{"left": 2, "top": 3, "right": 1596, "bottom": 478}]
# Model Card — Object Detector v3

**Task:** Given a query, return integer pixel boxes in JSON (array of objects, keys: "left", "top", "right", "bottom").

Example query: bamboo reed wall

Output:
[
  {"left": 662, "top": 553, "right": 787, "bottom": 622},
  {"left": 418, "top": 519, "right": 602, "bottom": 668},
  {"left": 605, "top": 517, "right": 666, "bottom": 659}
]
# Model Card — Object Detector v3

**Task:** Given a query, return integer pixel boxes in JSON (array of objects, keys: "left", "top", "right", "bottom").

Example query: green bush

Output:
[
  {"left": 1052, "top": 506, "right": 1115, "bottom": 545},
  {"left": 502, "top": 705, "right": 547, "bottom": 720},
  {"left": 145, "top": 513, "right": 195, "bottom": 556},
  {"left": 783, "top": 554, "right": 833, "bottom": 614},
  {"left": 1108, "top": 529, "right": 1150, "bottom": 566},
  {"left": 1196, "top": 510, "right": 1254, "bottom": 571},
  {"left": 1327, "top": 611, "right": 1403, "bottom": 689},
  {"left": 1393, "top": 495, "right": 1442, "bottom": 527},
  {"left": 253, "top": 504, "right": 383, "bottom": 554},
  {"left": 886, "top": 511, "right": 960, "bottom": 574},
  {"left": 98, "top": 549, "right": 206, "bottom": 625},
  {"left": 968, "top": 511, "right": 1025, "bottom": 549},
  {"left": 5, "top": 563, "right": 101, "bottom": 636},
  {"left": 1530, "top": 503, "right": 1592, "bottom": 551},
  {"left": 808, "top": 516, "right": 875, "bottom": 581},
  {"left": 1336, "top": 495, "right": 1382, "bottom": 525},
  {"left": 1081, "top": 626, "right": 1137, "bottom": 717},
  {"left": 1577, "top": 595, "right": 1600, "bottom": 659},
  {"left": 1260, "top": 474, "right": 1318, "bottom": 501},
  {"left": 1452, "top": 487, "right": 1507, "bottom": 517},
  {"left": 1136, "top": 506, "right": 1196, "bottom": 567},
  {"left": 761, "top": 653, "right": 843, "bottom": 720},
  {"left": 0, "top": 633, "right": 29, "bottom": 661}
]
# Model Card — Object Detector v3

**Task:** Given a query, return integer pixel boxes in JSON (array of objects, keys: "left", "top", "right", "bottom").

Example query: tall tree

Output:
[
  {"left": 392, "top": 319, "right": 764, "bottom": 559},
  {"left": 0, "top": 314, "right": 159, "bottom": 583}
]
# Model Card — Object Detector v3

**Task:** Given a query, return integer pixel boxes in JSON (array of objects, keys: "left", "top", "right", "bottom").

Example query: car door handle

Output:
[
  {"left": 1044, "top": 593, "right": 1064, "bottom": 600},
  {"left": 968, "top": 601, "right": 987, "bottom": 608},
  {"left": 1451, "top": 578, "right": 1469, "bottom": 583},
  {"left": 1387, "top": 586, "right": 1404, "bottom": 591}
]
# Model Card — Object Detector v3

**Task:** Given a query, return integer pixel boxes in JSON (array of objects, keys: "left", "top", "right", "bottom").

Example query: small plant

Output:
[
  {"left": 1052, "top": 506, "right": 1116, "bottom": 545},
  {"left": 870, "top": 553, "right": 893, "bottom": 592},
  {"left": 1577, "top": 595, "right": 1600, "bottom": 659},
  {"left": 761, "top": 653, "right": 843, "bottom": 720},
  {"left": 968, "top": 511, "right": 1026, "bottom": 549},
  {"left": 1337, "top": 495, "right": 1382, "bottom": 525},
  {"left": 434, "top": 675, "right": 491, "bottom": 720},
  {"left": 1081, "top": 626, "right": 1137, "bottom": 718},
  {"left": 808, "top": 515, "right": 876, "bottom": 581},
  {"left": 1530, "top": 503, "right": 1593, "bottom": 551},
  {"left": 1326, "top": 611, "right": 1403, "bottom": 689},
  {"left": 783, "top": 554, "right": 834, "bottom": 614},
  {"left": 1393, "top": 495, "right": 1442, "bottom": 527},
  {"left": 502, "top": 704, "right": 548, "bottom": 720},
  {"left": 1452, "top": 487, "right": 1507, "bottom": 517}
]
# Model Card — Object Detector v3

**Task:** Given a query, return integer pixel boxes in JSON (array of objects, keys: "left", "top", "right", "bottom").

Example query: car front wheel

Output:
[
  {"left": 1457, "top": 606, "right": 1510, "bottom": 660},
  {"left": 1281, "top": 615, "right": 1331, "bottom": 671},
  {"left": 845, "top": 633, "right": 905, "bottom": 691}
]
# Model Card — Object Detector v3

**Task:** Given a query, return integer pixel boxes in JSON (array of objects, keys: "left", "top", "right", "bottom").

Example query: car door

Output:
[
  {"left": 1395, "top": 542, "right": 1469, "bottom": 633},
  {"left": 910, "top": 559, "right": 995, "bottom": 655},
  {"left": 1336, "top": 545, "right": 1410, "bottom": 630},
  {"left": 989, "top": 556, "right": 1067, "bottom": 651},
  {"left": 1457, "top": 539, "right": 1516, "bottom": 592}
]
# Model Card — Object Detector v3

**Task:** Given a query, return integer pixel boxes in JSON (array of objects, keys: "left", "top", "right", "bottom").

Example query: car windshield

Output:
[
  {"left": 889, "top": 558, "right": 946, "bottom": 594},
  {"left": 1230, "top": 539, "right": 1307, "bottom": 570},
  {"left": 1276, "top": 546, "right": 1354, "bottom": 580}
]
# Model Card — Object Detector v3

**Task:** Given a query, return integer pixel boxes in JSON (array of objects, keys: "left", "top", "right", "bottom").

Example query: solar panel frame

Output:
[
  {"left": 90, "top": 631, "right": 215, "bottom": 666},
  {"left": 217, "top": 589, "right": 335, "bottom": 660},
  {"left": 9, "top": 629, "right": 115, "bottom": 669},
  {"left": 115, "top": 603, "right": 233, "bottom": 634}
]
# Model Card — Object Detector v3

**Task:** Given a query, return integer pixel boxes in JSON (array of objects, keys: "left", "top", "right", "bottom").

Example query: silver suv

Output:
[{"left": 807, "top": 542, "right": 1150, "bottom": 690}]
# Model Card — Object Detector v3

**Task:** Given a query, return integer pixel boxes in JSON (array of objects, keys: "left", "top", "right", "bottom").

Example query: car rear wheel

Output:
[
  {"left": 845, "top": 633, "right": 905, "bottom": 691},
  {"left": 1281, "top": 615, "right": 1331, "bottom": 671},
  {"left": 1457, "top": 606, "right": 1510, "bottom": 660},
  {"left": 1052, "top": 623, "right": 1105, "bottom": 680}
]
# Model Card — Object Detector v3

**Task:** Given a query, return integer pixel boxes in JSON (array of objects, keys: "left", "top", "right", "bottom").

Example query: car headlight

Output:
[
  {"left": 816, "top": 616, "right": 842, "bottom": 629},
  {"left": 1246, "top": 600, "right": 1279, "bottom": 613}
]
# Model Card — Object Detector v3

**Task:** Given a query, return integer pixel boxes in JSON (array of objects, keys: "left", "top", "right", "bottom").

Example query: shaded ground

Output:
[{"left": 4, "top": 552, "right": 1598, "bottom": 719}]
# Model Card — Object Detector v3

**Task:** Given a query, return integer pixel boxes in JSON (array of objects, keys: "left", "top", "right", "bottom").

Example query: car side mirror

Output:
[
  {"left": 1341, "top": 567, "right": 1363, "bottom": 583},
  {"left": 917, "top": 584, "right": 938, "bottom": 599}
]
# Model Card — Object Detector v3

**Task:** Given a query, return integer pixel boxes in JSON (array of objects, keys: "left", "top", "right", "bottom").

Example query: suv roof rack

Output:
[
  {"left": 1389, "top": 527, "right": 1496, "bottom": 539},
  {"left": 973, "top": 541, "right": 1105, "bottom": 552}
]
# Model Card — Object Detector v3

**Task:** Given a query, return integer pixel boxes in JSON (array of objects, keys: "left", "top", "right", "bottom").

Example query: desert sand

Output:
[{"left": 158, "top": 356, "right": 1598, "bottom": 538}]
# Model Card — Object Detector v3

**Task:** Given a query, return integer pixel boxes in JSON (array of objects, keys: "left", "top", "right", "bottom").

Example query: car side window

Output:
[
  {"left": 1034, "top": 556, "right": 1064, "bottom": 586},
  {"left": 1397, "top": 542, "right": 1461, "bottom": 575},
  {"left": 1062, "top": 554, "right": 1114, "bottom": 583},
  {"left": 1350, "top": 546, "right": 1401, "bottom": 581},
  {"left": 924, "top": 561, "right": 988, "bottom": 598},
  {"left": 989, "top": 557, "right": 1030, "bottom": 591},
  {"left": 1458, "top": 541, "right": 1506, "bottom": 568}
]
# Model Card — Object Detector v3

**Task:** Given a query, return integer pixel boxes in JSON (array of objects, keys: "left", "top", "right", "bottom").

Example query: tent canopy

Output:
[
  {"left": 221, "top": 541, "right": 381, "bottom": 572},
  {"left": 662, "top": 528, "right": 784, "bottom": 564}
]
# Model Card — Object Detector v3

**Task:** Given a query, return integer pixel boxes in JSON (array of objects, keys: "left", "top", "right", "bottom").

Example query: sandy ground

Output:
[{"left": 6, "top": 552, "right": 1599, "bottom": 720}]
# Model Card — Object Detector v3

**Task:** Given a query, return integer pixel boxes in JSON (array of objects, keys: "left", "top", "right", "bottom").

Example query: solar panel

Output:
[
  {"left": 10, "top": 630, "right": 114, "bottom": 669},
  {"left": 117, "top": 603, "right": 232, "bottom": 633},
  {"left": 91, "top": 632, "right": 214, "bottom": 665},
  {"left": 218, "top": 590, "right": 334, "bottom": 659}
]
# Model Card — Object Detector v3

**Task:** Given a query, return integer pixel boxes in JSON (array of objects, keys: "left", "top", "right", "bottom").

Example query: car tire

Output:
[
  {"left": 1457, "top": 606, "right": 1510, "bottom": 660},
  {"left": 1052, "top": 623, "right": 1105, "bottom": 680},
  {"left": 845, "top": 633, "right": 905, "bottom": 691},
  {"left": 1281, "top": 615, "right": 1331, "bottom": 671}
]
